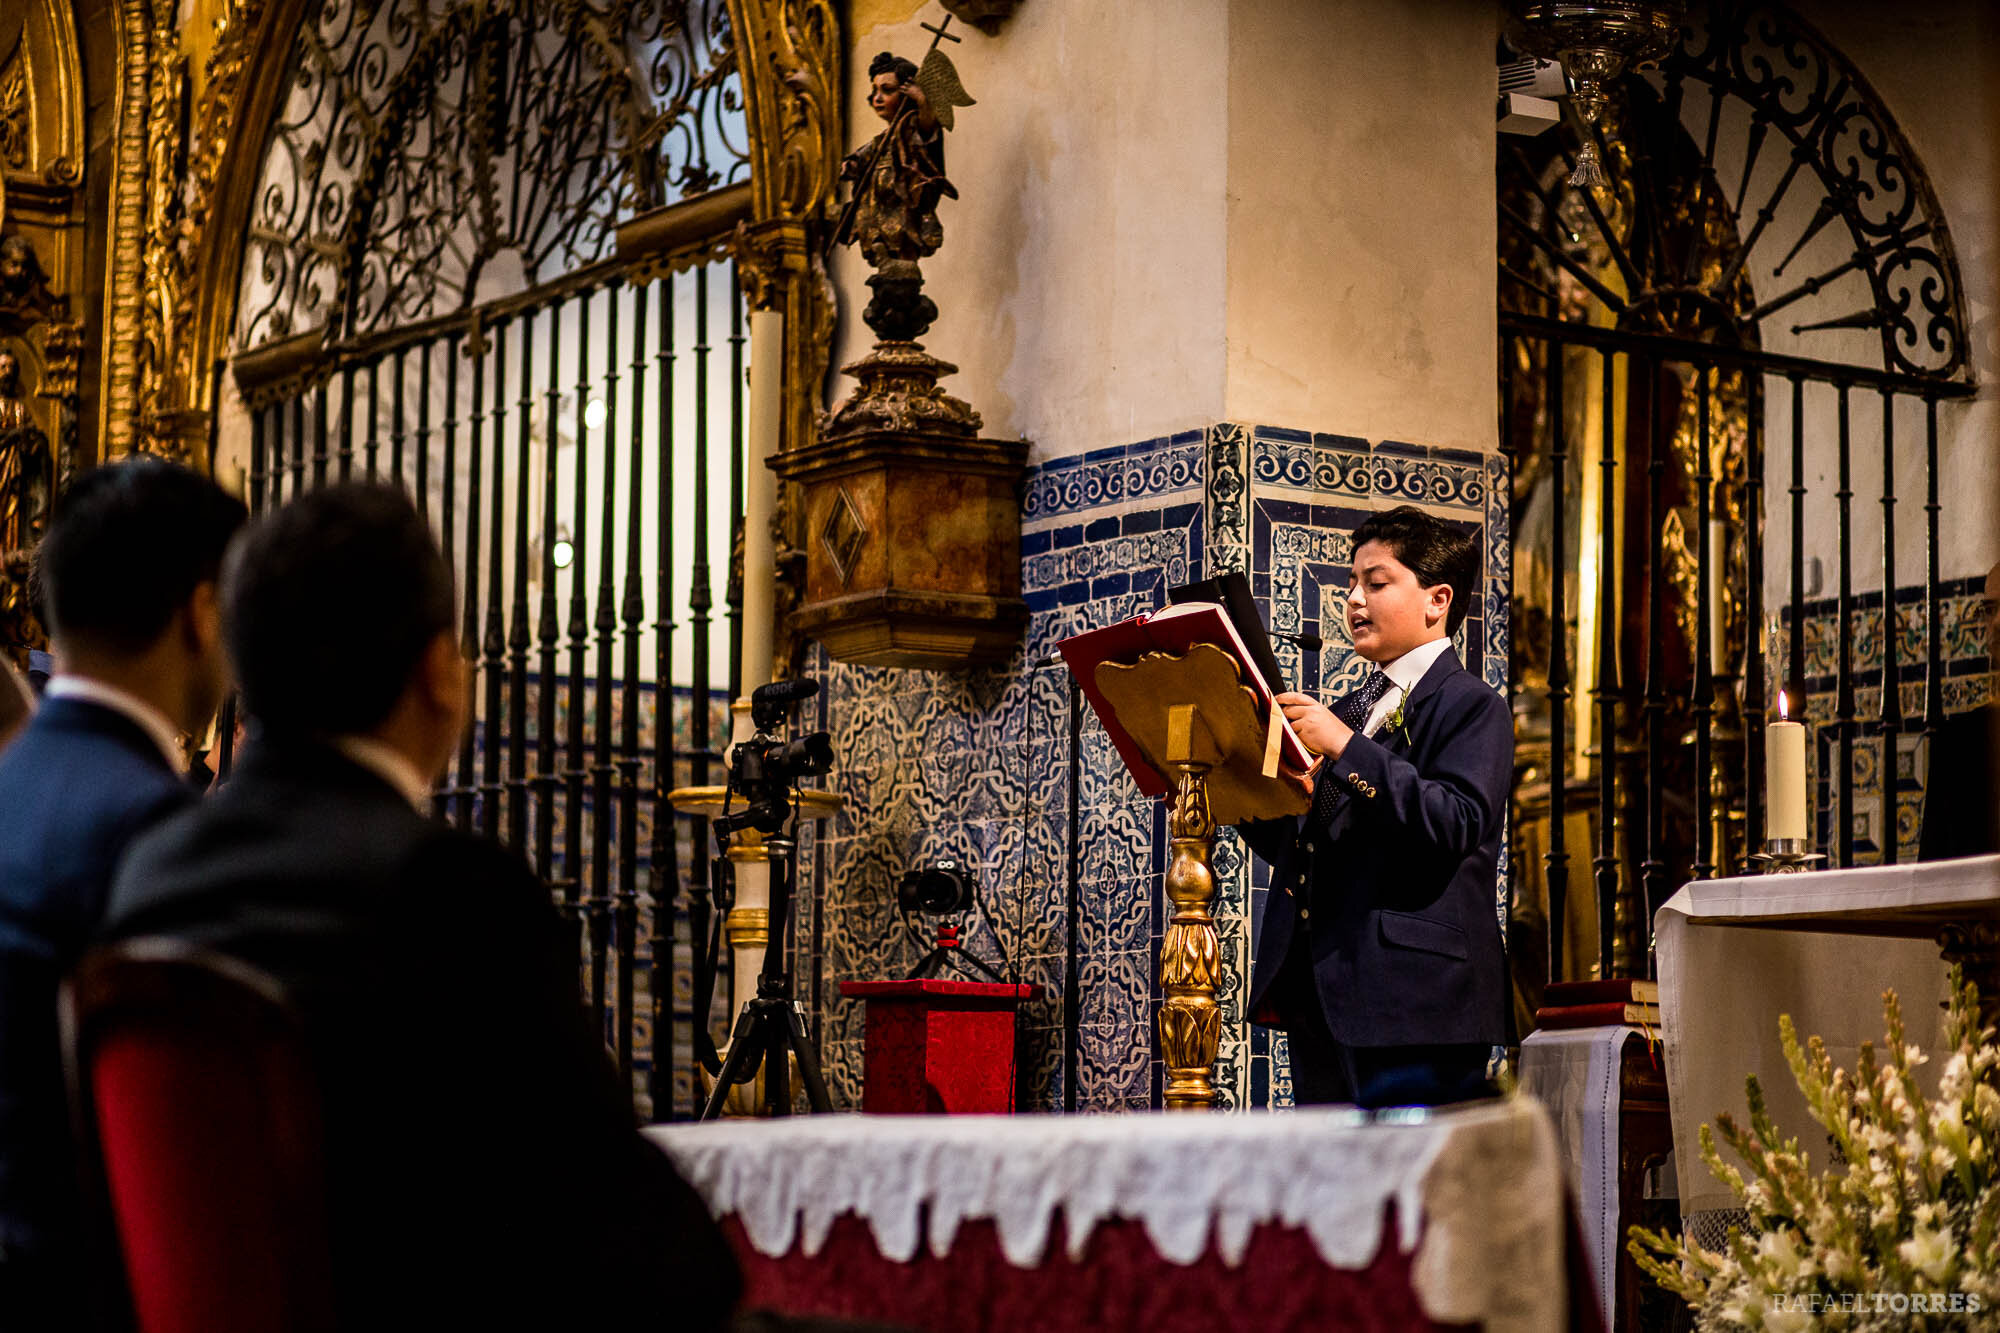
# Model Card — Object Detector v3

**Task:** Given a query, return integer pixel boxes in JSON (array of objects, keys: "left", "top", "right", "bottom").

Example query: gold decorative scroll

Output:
[
  {"left": 112, "top": 0, "right": 283, "bottom": 462},
  {"left": 723, "top": 0, "right": 842, "bottom": 675}
]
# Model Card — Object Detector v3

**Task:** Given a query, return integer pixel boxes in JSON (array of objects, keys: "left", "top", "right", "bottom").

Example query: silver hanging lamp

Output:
[{"left": 1506, "top": 2, "right": 1686, "bottom": 189}]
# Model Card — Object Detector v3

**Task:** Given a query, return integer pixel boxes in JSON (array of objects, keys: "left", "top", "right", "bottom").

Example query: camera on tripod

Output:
[
  {"left": 713, "top": 678, "right": 834, "bottom": 839},
  {"left": 696, "top": 674, "right": 838, "bottom": 1120}
]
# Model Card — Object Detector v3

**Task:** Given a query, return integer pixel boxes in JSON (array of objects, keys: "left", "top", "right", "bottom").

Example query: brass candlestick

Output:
[{"left": 1746, "top": 837, "right": 1825, "bottom": 874}]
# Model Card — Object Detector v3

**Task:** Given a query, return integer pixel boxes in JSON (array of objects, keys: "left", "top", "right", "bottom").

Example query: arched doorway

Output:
[
  {"left": 215, "top": 0, "right": 779, "bottom": 1119},
  {"left": 1497, "top": 0, "right": 1976, "bottom": 992}
]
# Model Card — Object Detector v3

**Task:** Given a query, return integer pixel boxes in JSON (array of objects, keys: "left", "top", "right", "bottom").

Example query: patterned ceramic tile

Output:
[{"left": 1776, "top": 575, "right": 1994, "bottom": 866}]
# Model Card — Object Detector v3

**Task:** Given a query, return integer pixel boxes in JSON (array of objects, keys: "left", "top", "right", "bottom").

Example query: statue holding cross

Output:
[{"left": 831, "top": 15, "right": 975, "bottom": 342}]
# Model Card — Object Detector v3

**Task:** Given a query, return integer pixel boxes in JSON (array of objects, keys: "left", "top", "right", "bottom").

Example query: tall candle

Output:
[{"left": 1766, "top": 691, "right": 1808, "bottom": 842}]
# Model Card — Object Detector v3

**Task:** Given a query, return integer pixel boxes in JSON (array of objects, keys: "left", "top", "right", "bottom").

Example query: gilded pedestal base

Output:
[{"left": 1159, "top": 764, "right": 1220, "bottom": 1110}]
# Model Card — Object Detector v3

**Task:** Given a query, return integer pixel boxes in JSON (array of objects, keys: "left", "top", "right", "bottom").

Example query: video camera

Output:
[{"left": 713, "top": 677, "right": 834, "bottom": 839}]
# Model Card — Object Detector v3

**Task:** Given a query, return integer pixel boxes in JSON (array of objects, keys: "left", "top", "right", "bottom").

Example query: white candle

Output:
[
  {"left": 740, "top": 309, "right": 784, "bottom": 696},
  {"left": 1766, "top": 692, "right": 1808, "bottom": 843}
]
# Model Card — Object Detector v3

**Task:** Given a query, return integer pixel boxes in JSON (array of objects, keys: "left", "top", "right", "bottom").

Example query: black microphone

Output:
[
  {"left": 1280, "top": 632, "right": 1324, "bottom": 652},
  {"left": 750, "top": 678, "right": 821, "bottom": 707}
]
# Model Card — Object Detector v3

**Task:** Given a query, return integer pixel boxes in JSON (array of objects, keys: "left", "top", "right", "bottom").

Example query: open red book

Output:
[{"left": 1057, "top": 602, "right": 1313, "bottom": 798}]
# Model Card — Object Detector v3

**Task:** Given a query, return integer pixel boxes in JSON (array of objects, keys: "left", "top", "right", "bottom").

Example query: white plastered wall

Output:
[
  {"left": 1222, "top": 0, "right": 1496, "bottom": 453},
  {"left": 835, "top": 0, "right": 1499, "bottom": 460},
  {"left": 836, "top": 0, "right": 1231, "bottom": 456}
]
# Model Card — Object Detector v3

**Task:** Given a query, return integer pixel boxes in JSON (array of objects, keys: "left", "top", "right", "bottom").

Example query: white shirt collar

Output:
[
  {"left": 332, "top": 736, "right": 435, "bottom": 813},
  {"left": 44, "top": 675, "right": 187, "bottom": 773},
  {"left": 1379, "top": 635, "right": 1456, "bottom": 697}
]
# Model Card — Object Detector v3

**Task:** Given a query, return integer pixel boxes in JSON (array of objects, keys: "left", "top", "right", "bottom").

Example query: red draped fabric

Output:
[{"left": 725, "top": 1205, "right": 1476, "bottom": 1333}]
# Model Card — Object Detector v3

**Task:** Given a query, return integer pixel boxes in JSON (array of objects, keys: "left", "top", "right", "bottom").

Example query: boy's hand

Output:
[{"left": 1277, "top": 691, "right": 1355, "bottom": 760}]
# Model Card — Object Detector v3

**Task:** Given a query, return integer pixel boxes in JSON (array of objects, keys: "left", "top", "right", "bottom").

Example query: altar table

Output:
[
  {"left": 647, "top": 1097, "right": 1584, "bottom": 1333},
  {"left": 1655, "top": 855, "right": 1997, "bottom": 1221}
]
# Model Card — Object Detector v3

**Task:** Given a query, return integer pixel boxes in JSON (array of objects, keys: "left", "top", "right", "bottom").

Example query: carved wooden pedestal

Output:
[
  {"left": 772, "top": 426, "right": 1028, "bottom": 668},
  {"left": 777, "top": 340, "right": 1028, "bottom": 670},
  {"left": 1159, "top": 758, "right": 1221, "bottom": 1110},
  {"left": 1086, "top": 649, "right": 1309, "bottom": 1113}
]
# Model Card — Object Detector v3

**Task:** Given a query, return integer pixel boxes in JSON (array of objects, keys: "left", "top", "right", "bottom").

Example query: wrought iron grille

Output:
[
  {"left": 227, "top": 0, "right": 752, "bottom": 1119},
  {"left": 1496, "top": 0, "right": 1978, "bottom": 988},
  {"left": 235, "top": 0, "right": 744, "bottom": 351}
]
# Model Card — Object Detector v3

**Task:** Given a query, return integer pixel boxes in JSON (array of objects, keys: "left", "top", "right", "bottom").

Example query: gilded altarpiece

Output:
[{"left": 0, "top": 0, "right": 86, "bottom": 657}]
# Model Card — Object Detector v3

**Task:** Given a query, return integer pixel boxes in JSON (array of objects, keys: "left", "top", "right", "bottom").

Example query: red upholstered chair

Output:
[{"left": 60, "top": 938, "right": 335, "bottom": 1333}]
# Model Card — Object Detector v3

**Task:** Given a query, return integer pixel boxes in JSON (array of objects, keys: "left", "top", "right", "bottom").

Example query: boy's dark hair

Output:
[
  {"left": 34, "top": 458, "right": 247, "bottom": 656},
  {"left": 868, "top": 50, "right": 919, "bottom": 85},
  {"left": 1351, "top": 505, "right": 1479, "bottom": 637},
  {"left": 224, "top": 484, "right": 455, "bottom": 738}
]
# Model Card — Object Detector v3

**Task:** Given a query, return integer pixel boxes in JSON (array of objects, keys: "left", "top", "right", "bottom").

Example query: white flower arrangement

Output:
[{"left": 1629, "top": 969, "right": 2000, "bottom": 1331}]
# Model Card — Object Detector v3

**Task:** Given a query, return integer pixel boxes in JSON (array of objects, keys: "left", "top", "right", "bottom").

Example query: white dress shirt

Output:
[
  {"left": 1359, "top": 635, "right": 1455, "bottom": 739},
  {"left": 43, "top": 675, "right": 187, "bottom": 772},
  {"left": 333, "top": 736, "right": 435, "bottom": 813}
]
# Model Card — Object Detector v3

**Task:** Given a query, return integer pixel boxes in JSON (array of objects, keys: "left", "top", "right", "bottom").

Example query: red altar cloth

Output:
[
  {"left": 726, "top": 1206, "right": 1470, "bottom": 1332},
  {"left": 840, "top": 979, "right": 1036, "bottom": 1114},
  {"left": 649, "top": 1100, "right": 1590, "bottom": 1332}
]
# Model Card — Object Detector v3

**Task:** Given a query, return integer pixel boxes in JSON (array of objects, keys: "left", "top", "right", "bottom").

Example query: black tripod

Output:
[
  {"left": 907, "top": 919, "right": 1005, "bottom": 984},
  {"left": 699, "top": 818, "right": 832, "bottom": 1119}
]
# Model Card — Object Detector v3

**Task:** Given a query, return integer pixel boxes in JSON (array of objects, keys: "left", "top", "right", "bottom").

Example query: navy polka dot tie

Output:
[{"left": 1307, "top": 669, "right": 1394, "bottom": 830}]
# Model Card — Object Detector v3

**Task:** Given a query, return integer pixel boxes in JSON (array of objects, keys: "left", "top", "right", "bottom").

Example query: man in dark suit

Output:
[
  {"left": 1242, "top": 505, "right": 1512, "bottom": 1108},
  {"left": 1920, "top": 561, "right": 2000, "bottom": 860},
  {"left": 104, "top": 484, "right": 740, "bottom": 1332},
  {"left": 0, "top": 459, "right": 245, "bottom": 1326}
]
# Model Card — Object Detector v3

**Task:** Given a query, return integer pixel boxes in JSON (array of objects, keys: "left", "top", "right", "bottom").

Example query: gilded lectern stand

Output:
[{"left": 1094, "top": 644, "right": 1309, "bottom": 1109}]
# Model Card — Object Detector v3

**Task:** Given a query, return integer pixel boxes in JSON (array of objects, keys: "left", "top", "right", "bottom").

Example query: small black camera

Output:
[
  {"left": 898, "top": 857, "right": 976, "bottom": 914},
  {"left": 713, "top": 678, "right": 834, "bottom": 839}
]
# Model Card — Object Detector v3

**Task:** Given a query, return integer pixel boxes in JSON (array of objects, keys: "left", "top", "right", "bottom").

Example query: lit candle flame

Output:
[{"left": 1778, "top": 690, "right": 1789, "bottom": 722}]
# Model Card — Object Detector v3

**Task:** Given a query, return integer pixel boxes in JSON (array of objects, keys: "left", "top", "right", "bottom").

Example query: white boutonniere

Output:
[{"left": 1382, "top": 686, "right": 1412, "bottom": 746}]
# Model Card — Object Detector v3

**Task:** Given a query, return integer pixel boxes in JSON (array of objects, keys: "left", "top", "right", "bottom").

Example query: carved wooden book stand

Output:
[{"left": 1094, "top": 643, "right": 1309, "bottom": 1109}]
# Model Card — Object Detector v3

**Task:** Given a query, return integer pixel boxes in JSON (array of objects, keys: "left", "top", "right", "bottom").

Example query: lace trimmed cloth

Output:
[{"left": 647, "top": 1096, "right": 1567, "bottom": 1333}]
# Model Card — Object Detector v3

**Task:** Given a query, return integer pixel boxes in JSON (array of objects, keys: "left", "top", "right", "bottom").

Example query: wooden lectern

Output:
[{"left": 1093, "top": 643, "right": 1309, "bottom": 1109}]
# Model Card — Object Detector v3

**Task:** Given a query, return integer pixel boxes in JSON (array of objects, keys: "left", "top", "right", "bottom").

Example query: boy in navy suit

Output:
[
  {"left": 1242, "top": 506, "right": 1512, "bottom": 1107},
  {"left": 0, "top": 459, "right": 245, "bottom": 1326}
]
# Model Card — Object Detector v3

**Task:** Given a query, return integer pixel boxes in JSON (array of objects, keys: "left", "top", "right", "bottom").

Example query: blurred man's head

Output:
[
  {"left": 223, "top": 484, "right": 464, "bottom": 779},
  {"left": 33, "top": 458, "right": 247, "bottom": 731}
]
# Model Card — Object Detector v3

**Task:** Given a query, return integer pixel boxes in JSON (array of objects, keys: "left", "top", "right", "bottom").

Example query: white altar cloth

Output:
[
  {"left": 1655, "top": 855, "right": 1998, "bottom": 1215},
  {"left": 648, "top": 1097, "right": 1568, "bottom": 1333},
  {"left": 1520, "top": 1025, "right": 1641, "bottom": 1330}
]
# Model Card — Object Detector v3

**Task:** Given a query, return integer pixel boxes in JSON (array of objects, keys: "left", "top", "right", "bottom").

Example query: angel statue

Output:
[{"left": 831, "top": 19, "right": 974, "bottom": 342}]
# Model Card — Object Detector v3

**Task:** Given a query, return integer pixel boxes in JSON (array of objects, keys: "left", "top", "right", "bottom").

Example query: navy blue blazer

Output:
[
  {"left": 0, "top": 697, "right": 192, "bottom": 1268},
  {"left": 1243, "top": 647, "right": 1511, "bottom": 1047}
]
